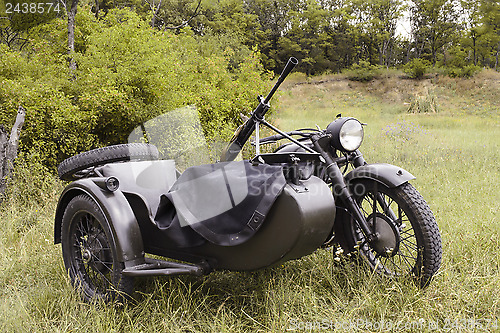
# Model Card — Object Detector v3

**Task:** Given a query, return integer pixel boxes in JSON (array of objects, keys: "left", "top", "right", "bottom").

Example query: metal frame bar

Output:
[{"left": 258, "top": 119, "right": 317, "bottom": 154}]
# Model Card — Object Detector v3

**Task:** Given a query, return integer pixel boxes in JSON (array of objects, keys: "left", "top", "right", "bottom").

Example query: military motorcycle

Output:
[{"left": 54, "top": 57, "right": 442, "bottom": 302}]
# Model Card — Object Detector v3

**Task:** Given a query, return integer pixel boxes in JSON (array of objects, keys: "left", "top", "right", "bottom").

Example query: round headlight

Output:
[{"left": 326, "top": 117, "right": 364, "bottom": 152}]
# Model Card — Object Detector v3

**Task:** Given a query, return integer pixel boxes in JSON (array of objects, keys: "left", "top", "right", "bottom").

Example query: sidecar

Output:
[{"left": 54, "top": 142, "right": 337, "bottom": 301}]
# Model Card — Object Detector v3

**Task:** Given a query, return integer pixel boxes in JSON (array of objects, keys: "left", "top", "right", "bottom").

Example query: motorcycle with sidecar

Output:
[{"left": 54, "top": 58, "right": 442, "bottom": 302}]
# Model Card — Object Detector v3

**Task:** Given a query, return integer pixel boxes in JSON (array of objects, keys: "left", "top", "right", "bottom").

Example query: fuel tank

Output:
[{"left": 186, "top": 175, "right": 336, "bottom": 270}]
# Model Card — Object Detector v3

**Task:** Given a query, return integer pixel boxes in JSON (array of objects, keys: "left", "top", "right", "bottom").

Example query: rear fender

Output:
[{"left": 54, "top": 179, "right": 145, "bottom": 265}]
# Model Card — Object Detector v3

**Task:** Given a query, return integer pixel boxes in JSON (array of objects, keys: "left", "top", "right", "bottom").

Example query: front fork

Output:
[
  {"left": 351, "top": 150, "right": 398, "bottom": 222},
  {"left": 311, "top": 135, "right": 379, "bottom": 243},
  {"left": 350, "top": 151, "right": 399, "bottom": 223}
]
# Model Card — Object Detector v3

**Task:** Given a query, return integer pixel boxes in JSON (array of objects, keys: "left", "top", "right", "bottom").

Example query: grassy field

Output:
[{"left": 1, "top": 70, "right": 499, "bottom": 332}]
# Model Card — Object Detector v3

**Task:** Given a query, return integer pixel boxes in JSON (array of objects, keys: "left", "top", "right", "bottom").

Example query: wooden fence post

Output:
[{"left": 0, "top": 106, "right": 26, "bottom": 202}]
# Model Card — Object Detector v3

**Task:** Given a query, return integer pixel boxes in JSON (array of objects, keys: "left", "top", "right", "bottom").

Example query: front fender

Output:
[
  {"left": 345, "top": 163, "right": 415, "bottom": 188},
  {"left": 54, "top": 179, "right": 145, "bottom": 265}
]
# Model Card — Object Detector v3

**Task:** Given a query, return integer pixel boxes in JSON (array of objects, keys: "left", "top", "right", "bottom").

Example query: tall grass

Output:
[{"left": 1, "top": 73, "right": 499, "bottom": 332}]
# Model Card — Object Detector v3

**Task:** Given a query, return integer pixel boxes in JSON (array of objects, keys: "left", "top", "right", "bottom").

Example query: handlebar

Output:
[{"left": 220, "top": 57, "right": 299, "bottom": 162}]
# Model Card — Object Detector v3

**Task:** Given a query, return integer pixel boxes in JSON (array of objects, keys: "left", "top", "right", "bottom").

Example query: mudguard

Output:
[
  {"left": 345, "top": 163, "right": 415, "bottom": 188},
  {"left": 54, "top": 178, "right": 146, "bottom": 266}
]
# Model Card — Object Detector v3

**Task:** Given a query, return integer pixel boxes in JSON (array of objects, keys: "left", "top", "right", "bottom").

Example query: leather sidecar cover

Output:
[{"left": 154, "top": 160, "right": 286, "bottom": 247}]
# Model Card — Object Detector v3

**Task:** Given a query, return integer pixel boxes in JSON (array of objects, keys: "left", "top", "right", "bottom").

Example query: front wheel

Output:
[
  {"left": 348, "top": 181, "right": 442, "bottom": 287},
  {"left": 61, "top": 194, "right": 134, "bottom": 302}
]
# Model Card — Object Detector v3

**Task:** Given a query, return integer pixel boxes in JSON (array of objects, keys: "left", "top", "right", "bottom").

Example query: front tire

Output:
[
  {"left": 348, "top": 181, "right": 442, "bottom": 287},
  {"left": 61, "top": 194, "right": 134, "bottom": 302}
]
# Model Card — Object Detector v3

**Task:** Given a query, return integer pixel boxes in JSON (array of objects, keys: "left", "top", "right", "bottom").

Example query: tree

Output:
[
  {"left": 275, "top": 0, "right": 332, "bottom": 74},
  {"left": 243, "top": 0, "right": 301, "bottom": 71},
  {"left": 366, "top": 0, "right": 403, "bottom": 67},
  {"left": 143, "top": 0, "right": 202, "bottom": 30},
  {"left": 460, "top": 0, "right": 482, "bottom": 65},
  {"left": 410, "top": 0, "right": 459, "bottom": 65},
  {"left": 58, "top": 0, "right": 80, "bottom": 71},
  {"left": 479, "top": 0, "right": 500, "bottom": 70},
  {"left": 144, "top": 0, "right": 162, "bottom": 27},
  {"left": 325, "top": 0, "right": 359, "bottom": 70}
]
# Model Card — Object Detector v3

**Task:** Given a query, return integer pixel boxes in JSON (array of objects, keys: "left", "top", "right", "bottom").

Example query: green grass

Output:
[{"left": 1, "top": 72, "right": 499, "bottom": 332}]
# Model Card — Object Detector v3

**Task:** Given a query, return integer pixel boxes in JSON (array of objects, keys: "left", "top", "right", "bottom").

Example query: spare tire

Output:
[{"left": 58, "top": 143, "right": 159, "bottom": 181}]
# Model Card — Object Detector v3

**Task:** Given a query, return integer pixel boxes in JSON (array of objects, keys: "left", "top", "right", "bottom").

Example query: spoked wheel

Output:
[
  {"left": 61, "top": 194, "right": 134, "bottom": 302},
  {"left": 349, "top": 180, "right": 442, "bottom": 287}
]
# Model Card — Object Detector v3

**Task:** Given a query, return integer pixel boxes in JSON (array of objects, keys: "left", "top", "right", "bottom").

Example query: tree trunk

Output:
[
  {"left": 145, "top": 0, "right": 162, "bottom": 28},
  {"left": 473, "top": 36, "right": 477, "bottom": 66},
  {"left": 94, "top": 0, "right": 100, "bottom": 19},
  {"left": 67, "top": 0, "right": 79, "bottom": 72},
  {"left": 495, "top": 41, "right": 500, "bottom": 71},
  {"left": 406, "top": 41, "right": 411, "bottom": 63},
  {"left": 0, "top": 126, "right": 7, "bottom": 181},
  {"left": 0, "top": 106, "right": 26, "bottom": 203},
  {"left": 151, "top": 9, "right": 156, "bottom": 28}
]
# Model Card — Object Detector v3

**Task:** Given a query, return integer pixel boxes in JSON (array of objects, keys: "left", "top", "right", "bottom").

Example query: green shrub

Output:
[
  {"left": 0, "top": 8, "right": 270, "bottom": 172},
  {"left": 345, "top": 60, "right": 381, "bottom": 82},
  {"left": 446, "top": 65, "right": 482, "bottom": 78},
  {"left": 442, "top": 46, "right": 482, "bottom": 78},
  {"left": 403, "top": 58, "right": 431, "bottom": 79},
  {"left": 1, "top": 156, "right": 61, "bottom": 210}
]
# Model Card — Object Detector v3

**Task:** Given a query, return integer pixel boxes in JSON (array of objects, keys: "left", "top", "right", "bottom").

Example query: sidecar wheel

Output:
[
  {"left": 349, "top": 181, "right": 442, "bottom": 287},
  {"left": 61, "top": 194, "right": 134, "bottom": 302},
  {"left": 58, "top": 143, "right": 159, "bottom": 180}
]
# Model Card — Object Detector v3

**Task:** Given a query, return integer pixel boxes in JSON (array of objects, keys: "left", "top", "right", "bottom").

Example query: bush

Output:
[
  {"left": 1, "top": 156, "right": 61, "bottom": 209},
  {"left": 345, "top": 60, "right": 381, "bottom": 82},
  {"left": 442, "top": 46, "right": 482, "bottom": 78},
  {"left": 446, "top": 65, "right": 482, "bottom": 78},
  {"left": 403, "top": 58, "right": 431, "bottom": 79},
  {"left": 0, "top": 8, "right": 270, "bottom": 172}
]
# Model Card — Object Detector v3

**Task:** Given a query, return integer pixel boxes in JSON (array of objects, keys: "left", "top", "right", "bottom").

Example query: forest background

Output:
[{"left": 0, "top": 0, "right": 499, "bottom": 174}]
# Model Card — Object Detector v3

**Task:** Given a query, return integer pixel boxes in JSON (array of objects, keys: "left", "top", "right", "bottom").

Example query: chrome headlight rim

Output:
[{"left": 326, "top": 117, "right": 364, "bottom": 152}]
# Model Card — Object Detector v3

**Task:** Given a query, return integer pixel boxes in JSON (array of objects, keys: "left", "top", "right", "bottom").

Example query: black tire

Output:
[
  {"left": 58, "top": 143, "right": 159, "bottom": 180},
  {"left": 61, "top": 194, "right": 134, "bottom": 302},
  {"left": 348, "top": 181, "right": 442, "bottom": 287}
]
